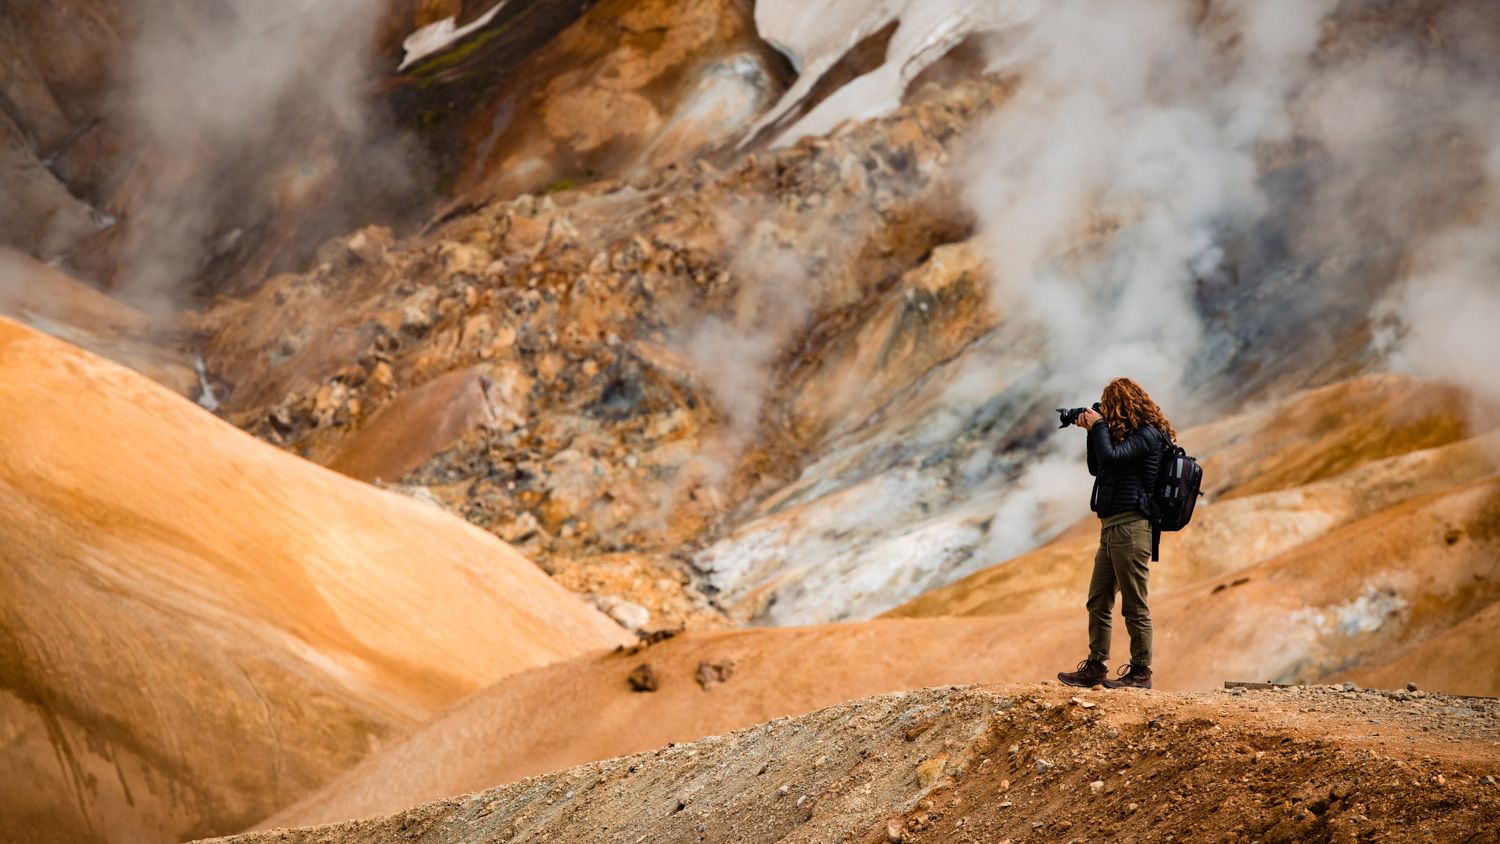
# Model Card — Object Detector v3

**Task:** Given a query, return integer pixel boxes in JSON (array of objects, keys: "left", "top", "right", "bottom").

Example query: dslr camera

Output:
[{"left": 1056, "top": 402, "right": 1101, "bottom": 429}]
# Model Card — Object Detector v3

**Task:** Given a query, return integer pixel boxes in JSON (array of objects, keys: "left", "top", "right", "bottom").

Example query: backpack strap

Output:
[{"left": 1151, "top": 525, "right": 1161, "bottom": 563}]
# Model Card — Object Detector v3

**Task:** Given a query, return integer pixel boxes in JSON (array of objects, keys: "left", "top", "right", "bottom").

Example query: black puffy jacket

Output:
[{"left": 1087, "top": 420, "right": 1164, "bottom": 519}]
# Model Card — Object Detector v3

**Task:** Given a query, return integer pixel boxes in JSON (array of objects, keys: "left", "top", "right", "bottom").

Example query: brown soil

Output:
[
  {"left": 206, "top": 683, "right": 1500, "bottom": 844},
  {"left": 249, "top": 461, "right": 1500, "bottom": 830}
]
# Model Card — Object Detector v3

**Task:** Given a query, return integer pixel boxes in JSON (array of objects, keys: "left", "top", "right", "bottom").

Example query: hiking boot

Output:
[
  {"left": 1057, "top": 659, "right": 1109, "bottom": 688},
  {"left": 1103, "top": 664, "right": 1153, "bottom": 690}
]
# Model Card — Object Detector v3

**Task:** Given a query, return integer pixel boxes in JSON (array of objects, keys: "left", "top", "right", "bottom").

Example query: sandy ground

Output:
[
  {"left": 256, "top": 468, "right": 1500, "bottom": 833},
  {"left": 208, "top": 682, "right": 1500, "bottom": 843}
]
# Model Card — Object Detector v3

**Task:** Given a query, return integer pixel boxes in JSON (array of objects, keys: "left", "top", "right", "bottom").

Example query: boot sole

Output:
[{"left": 1057, "top": 673, "right": 1107, "bottom": 688}]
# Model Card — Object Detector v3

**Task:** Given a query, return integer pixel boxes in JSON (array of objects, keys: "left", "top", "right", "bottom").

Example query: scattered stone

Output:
[
  {"left": 886, "top": 819, "right": 904, "bottom": 842},
  {"left": 460, "top": 314, "right": 496, "bottom": 352},
  {"left": 1481, "top": 775, "right": 1496, "bottom": 786},
  {"left": 369, "top": 361, "right": 395, "bottom": 388},
  {"left": 400, "top": 287, "right": 439, "bottom": 334},
  {"left": 1091, "top": 780, "right": 1105, "bottom": 794},
  {"left": 1407, "top": 682, "right": 1420, "bottom": 692},
  {"left": 905, "top": 720, "right": 935, "bottom": 741},
  {"left": 1000, "top": 778, "right": 1010, "bottom": 792},
  {"left": 346, "top": 227, "right": 390, "bottom": 264},
  {"left": 694, "top": 659, "right": 735, "bottom": 690},
  {"left": 627, "top": 663, "right": 658, "bottom": 692},
  {"left": 1035, "top": 758, "right": 1054, "bottom": 774},
  {"left": 999, "top": 801, "right": 1013, "bottom": 809},
  {"left": 1342, "top": 682, "right": 1357, "bottom": 692},
  {"left": 1128, "top": 802, "right": 1140, "bottom": 814},
  {"left": 603, "top": 599, "right": 651, "bottom": 635},
  {"left": 916, "top": 755, "right": 949, "bottom": 788}
]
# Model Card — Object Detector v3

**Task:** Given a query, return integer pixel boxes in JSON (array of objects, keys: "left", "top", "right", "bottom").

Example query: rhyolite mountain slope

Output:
[
  {"left": 0, "top": 317, "right": 628, "bottom": 844},
  {"left": 190, "top": 0, "right": 1500, "bottom": 634},
  {"left": 1, "top": 1, "right": 1498, "bottom": 842}
]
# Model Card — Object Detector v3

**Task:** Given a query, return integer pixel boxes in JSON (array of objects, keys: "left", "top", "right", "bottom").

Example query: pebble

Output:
[
  {"left": 1407, "top": 682, "right": 1420, "bottom": 692},
  {"left": 1036, "top": 758, "right": 1054, "bottom": 773},
  {"left": 886, "top": 819, "right": 904, "bottom": 843},
  {"left": 1000, "top": 801, "right": 1013, "bottom": 808},
  {"left": 605, "top": 600, "right": 650, "bottom": 631},
  {"left": 917, "top": 756, "right": 948, "bottom": 788},
  {"left": 1128, "top": 803, "right": 1140, "bottom": 814},
  {"left": 1091, "top": 780, "right": 1105, "bottom": 794}
]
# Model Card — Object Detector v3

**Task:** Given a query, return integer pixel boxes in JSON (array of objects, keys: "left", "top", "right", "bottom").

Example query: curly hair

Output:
[{"left": 1100, "top": 377, "right": 1176, "bottom": 443}]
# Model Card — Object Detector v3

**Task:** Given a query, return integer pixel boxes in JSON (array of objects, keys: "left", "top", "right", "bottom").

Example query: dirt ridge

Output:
[{"left": 206, "top": 682, "right": 1500, "bottom": 844}]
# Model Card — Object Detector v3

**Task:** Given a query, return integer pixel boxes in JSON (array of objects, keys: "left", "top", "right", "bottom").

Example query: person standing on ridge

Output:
[{"left": 1057, "top": 377, "right": 1176, "bottom": 691}]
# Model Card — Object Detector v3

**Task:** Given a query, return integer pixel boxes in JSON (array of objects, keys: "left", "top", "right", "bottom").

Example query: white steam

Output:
[
  {"left": 1379, "top": 102, "right": 1500, "bottom": 409},
  {"left": 701, "top": 0, "right": 1500, "bottom": 623},
  {"left": 963, "top": 0, "right": 1336, "bottom": 404},
  {"left": 675, "top": 215, "right": 818, "bottom": 450},
  {"left": 119, "top": 0, "right": 388, "bottom": 308}
]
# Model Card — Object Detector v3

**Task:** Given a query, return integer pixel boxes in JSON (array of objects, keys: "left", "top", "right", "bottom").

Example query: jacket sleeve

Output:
[
  {"left": 1088, "top": 421, "right": 1156, "bottom": 469},
  {"left": 1086, "top": 428, "right": 1099, "bottom": 476}
]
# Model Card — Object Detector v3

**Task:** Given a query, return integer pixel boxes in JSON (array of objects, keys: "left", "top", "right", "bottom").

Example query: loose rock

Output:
[{"left": 627, "top": 663, "right": 659, "bottom": 692}]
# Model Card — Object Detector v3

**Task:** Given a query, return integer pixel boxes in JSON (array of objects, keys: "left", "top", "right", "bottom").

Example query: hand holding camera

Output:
[{"left": 1056, "top": 402, "right": 1102, "bottom": 429}]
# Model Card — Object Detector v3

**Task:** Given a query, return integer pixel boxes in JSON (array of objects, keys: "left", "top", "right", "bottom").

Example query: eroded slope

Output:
[{"left": 0, "top": 318, "right": 628, "bottom": 843}]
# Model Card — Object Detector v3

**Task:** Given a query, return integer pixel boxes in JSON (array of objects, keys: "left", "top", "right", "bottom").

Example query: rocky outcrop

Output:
[
  {"left": 0, "top": 318, "right": 628, "bottom": 843},
  {"left": 195, "top": 81, "right": 995, "bottom": 608},
  {"left": 436, "top": 0, "right": 794, "bottom": 202},
  {"left": 217, "top": 685, "right": 1500, "bottom": 843},
  {"left": 0, "top": 0, "right": 122, "bottom": 262}
]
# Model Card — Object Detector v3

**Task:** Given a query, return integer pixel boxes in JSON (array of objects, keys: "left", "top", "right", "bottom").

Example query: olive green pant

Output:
[{"left": 1086, "top": 516, "right": 1153, "bottom": 667}]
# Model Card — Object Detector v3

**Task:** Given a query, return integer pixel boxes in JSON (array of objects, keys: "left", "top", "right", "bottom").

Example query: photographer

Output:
[{"left": 1057, "top": 378, "right": 1176, "bottom": 690}]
